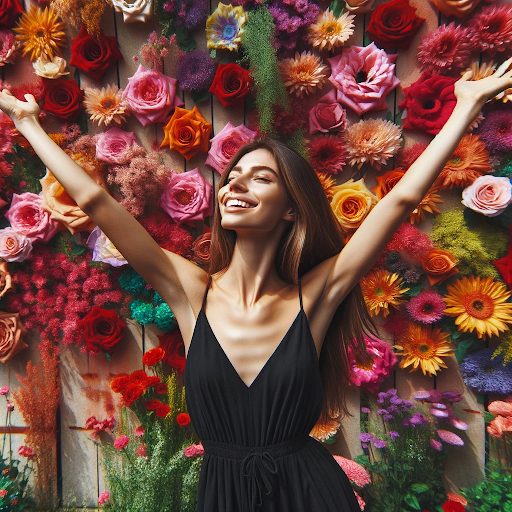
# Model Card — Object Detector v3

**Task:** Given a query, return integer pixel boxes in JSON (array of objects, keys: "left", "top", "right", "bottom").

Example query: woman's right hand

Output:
[{"left": 0, "top": 89, "right": 40, "bottom": 129}]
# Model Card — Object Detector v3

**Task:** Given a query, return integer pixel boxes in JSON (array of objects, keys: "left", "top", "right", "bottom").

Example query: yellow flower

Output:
[
  {"left": 83, "top": 85, "right": 128, "bottom": 127},
  {"left": 444, "top": 276, "right": 512, "bottom": 339},
  {"left": 206, "top": 3, "right": 247, "bottom": 52},
  {"left": 361, "top": 268, "right": 409, "bottom": 317},
  {"left": 394, "top": 323, "right": 454, "bottom": 376},
  {"left": 330, "top": 178, "right": 378, "bottom": 230},
  {"left": 280, "top": 51, "right": 329, "bottom": 98},
  {"left": 14, "top": 5, "right": 66, "bottom": 62},
  {"left": 307, "top": 9, "right": 356, "bottom": 51}
]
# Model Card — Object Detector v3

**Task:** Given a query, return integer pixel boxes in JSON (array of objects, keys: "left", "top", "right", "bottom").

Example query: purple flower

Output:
[
  {"left": 430, "top": 438, "right": 442, "bottom": 451},
  {"left": 176, "top": 49, "right": 216, "bottom": 92},
  {"left": 360, "top": 432, "right": 373, "bottom": 443},
  {"left": 477, "top": 107, "right": 512, "bottom": 154},
  {"left": 437, "top": 429, "right": 464, "bottom": 446},
  {"left": 408, "top": 412, "right": 428, "bottom": 426},
  {"left": 373, "top": 438, "right": 387, "bottom": 449},
  {"left": 389, "top": 431, "right": 400, "bottom": 440},
  {"left": 361, "top": 406, "right": 371, "bottom": 414}
]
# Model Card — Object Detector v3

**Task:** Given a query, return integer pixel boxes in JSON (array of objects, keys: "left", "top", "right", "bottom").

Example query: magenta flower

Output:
[
  {"left": 468, "top": 4, "right": 512, "bottom": 57},
  {"left": 406, "top": 290, "right": 446, "bottom": 324},
  {"left": 0, "top": 385, "right": 9, "bottom": 395},
  {"left": 98, "top": 490, "right": 110, "bottom": 506},
  {"left": 113, "top": 434, "right": 130, "bottom": 451},
  {"left": 436, "top": 428, "right": 464, "bottom": 446},
  {"left": 327, "top": 42, "right": 400, "bottom": 116}
]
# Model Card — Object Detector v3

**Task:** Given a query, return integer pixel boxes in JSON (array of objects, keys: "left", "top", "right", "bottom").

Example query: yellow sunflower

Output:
[
  {"left": 307, "top": 9, "right": 356, "bottom": 52},
  {"left": 444, "top": 276, "right": 512, "bottom": 339},
  {"left": 361, "top": 268, "right": 409, "bottom": 317},
  {"left": 394, "top": 323, "right": 454, "bottom": 376},
  {"left": 83, "top": 85, "right": 128, "bottom": 127},
  {"left": 280, "top": 51, "right": 329, "bottom": 98},
  {"left": 14, "top": 6, "right": 66, "bottom": 62}
]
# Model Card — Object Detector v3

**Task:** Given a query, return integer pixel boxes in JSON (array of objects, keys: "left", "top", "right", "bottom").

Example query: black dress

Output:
[{"left": 184, "top": 274, "right": 362, "bottom": 512}]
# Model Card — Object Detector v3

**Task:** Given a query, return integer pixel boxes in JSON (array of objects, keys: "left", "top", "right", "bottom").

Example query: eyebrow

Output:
[{"left": 229, "top": 165, "right": 278, "bottom": 177}]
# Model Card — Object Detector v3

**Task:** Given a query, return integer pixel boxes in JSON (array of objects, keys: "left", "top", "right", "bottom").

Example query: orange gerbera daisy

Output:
[
  {"left": 280, "top": 51, "right": 328, "bottom": 98},
  {"left": 310, "top": 417, "right": 341, "bottom": 441},
  {"left": 435, "top": 134, "right": 491, "bottom": 189},
  {"left": 444, "top": 275, "right": 512, "bottom": 339},
  {"left": 316, "top": 171, "right": 337, "bottom": 200},
  {"left": 394, "top": 323, "right": 454, "bottom": 376},
  {"left": 361, "top": 268, "right": 409, "bottom": 317},
  {"left": 83, "top": 85, "right": 128, "bottom": 127},
  {"left": 14, "top": 5, "right": 66, "bottom": 62},
  {"left": 374, "top": 169, "right": 405, "bottom": 199},
  {"left": 409, "top": 184, "right": 443, "bottom": 224},
  {"left": 307, "top": 9, "right": 356, "bottom": 51}
]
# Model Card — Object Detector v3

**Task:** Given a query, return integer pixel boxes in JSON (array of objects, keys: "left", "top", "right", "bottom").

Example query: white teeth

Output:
[{"left": 225, "top": 199, "right": 254, "bottom": 208}]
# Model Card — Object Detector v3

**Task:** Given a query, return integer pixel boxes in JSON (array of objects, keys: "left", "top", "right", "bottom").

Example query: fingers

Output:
[
  {"left": 460, "top": 69, "right": 473, "bottom": 81},
  {"left": 24, "top": 93, "right": 36, "bottom": 103},
  {"left": 1, "top": 89, "right": 13, "bottom": 97},
  {"left": 494, "top": 57, "right": 512, "bottom": 77}
]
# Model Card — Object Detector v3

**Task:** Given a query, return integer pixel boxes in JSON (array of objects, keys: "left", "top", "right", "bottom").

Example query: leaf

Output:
[
  {"left": 329, "top": 0, "right": 345, "bottom": 16},
  {"left": 410, "top": 483, "right": 429, "bottom": 493},
  {"left": 404, "top": 494, "right": 421, "bottom": 510}
]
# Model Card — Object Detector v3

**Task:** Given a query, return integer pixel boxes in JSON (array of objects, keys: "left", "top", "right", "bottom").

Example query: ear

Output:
[{"left": 282, "top": 207, "right": 295, "bottom": 222}]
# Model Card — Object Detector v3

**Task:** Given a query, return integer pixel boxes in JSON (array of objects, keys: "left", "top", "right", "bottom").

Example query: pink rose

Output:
[
  {"left": 205, "top": 122, "right": 258, "bottom": 174},
  {"left": 160, "top": 168, "right": 212, "bottom": 223},
  {"left": 308, "top": 89, "right": 348, "bottom": 135},
  {"left": 0, "top": 311, "right": 28, "bottom": 364},
  {"left": 461, "top": 175, "right": 512, "bottom": 216},
  {"left": 98, "top": 490, "right": 110, "bottom": 506},
  {"left": 96, "top": 127, "right": 140, "bottom": 164},
  {"left": 0, "top": 385, "right": 9, "bottom": 395},
  {"left": 5, "top": 192, "right": 60, "bottom": 243},
  {"left": 122, "top": 64, "right": 184, "bottom": 126},
  {"left": 113, "top": 434, "right": 129, "bottom": 450},
  {"left": 183, "top": 442, "right": 204, "bottom": 457},
  {"left": 0, "top": 227, "right": 33, "bottom": 262}
]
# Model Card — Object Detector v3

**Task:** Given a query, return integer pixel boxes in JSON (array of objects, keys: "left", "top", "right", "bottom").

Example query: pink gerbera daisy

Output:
[
  {"left": 468, "top": 4, "right": 512, "bottom": 57},
  {"left": 477, "top": 107, "right": 512, "bottom": 154},
  {"left": 406, "top": 290, "right": 446, "bottom": 324},
  {"left": 332, "top": 455, "right": 371, "bottom": 487},
  {"left": 417, "top": 23, "right": 474, "bottom": 75},
  {"left": 307, "top": 135, "right": 347, "bottom": 175}
]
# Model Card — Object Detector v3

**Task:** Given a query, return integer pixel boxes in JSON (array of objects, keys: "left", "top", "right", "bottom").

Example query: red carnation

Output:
[
  {"left": 70, "top": 27, "right": 122, "bottom": 82},
  {"left": 142, "top": 347, "right": 166, "bottom": 366},
  {"left": 367, "top": 0, "right": 425, "bottom": 50},
  {"left": 110, "top": 374, "right": 130, "bottom": 393},
  {"left": 41, "top": 77, "right": 83, "bottom": 121},
  {"left": 145, "top": 399, "right": 171, "bottom": 418},
  {"left": 155, "top": 382, "right": 168, "bottom": 395},
  {"left": 398, "top": 72, "right": 457, "bottom": 135},
  {"left": 122, "top": 382, "right": 146, "bottom": 407},
  {"left": 176, "top": 412, "right": 190, "bottom": 426},
  {"left": 0, "top": 0, "right": 23, "bottom": 28},
  {"left": 209, "top": 63, "right": 253, "bottom": 108},
  {"left": 78, "top": 306, "right": 126, "bottom": 354}
]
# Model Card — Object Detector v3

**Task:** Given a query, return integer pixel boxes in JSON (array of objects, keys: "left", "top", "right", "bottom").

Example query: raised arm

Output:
[
  {"left": 319, "top": 58, "right": 512, "bottom": 307},
  {"left": 0, "top": 89, "right": 206, "bottom": 316}
]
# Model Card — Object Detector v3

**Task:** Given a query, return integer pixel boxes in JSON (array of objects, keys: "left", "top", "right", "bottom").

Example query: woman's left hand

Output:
[{"left": 454, "top": 57, "right": 512, "bottom": 107}]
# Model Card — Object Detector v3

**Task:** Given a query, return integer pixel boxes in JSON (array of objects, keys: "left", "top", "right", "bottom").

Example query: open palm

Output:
[
  {"left": 454, "top": 57, "right": 512, "bottom": 106},
  {"left": 0, "top": 89, "right": 40, "bottom": 126}
]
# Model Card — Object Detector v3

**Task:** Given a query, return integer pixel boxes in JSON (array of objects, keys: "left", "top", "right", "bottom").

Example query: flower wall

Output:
[{"left": 0, "top": 0, "right": 511, "bottom": 509}]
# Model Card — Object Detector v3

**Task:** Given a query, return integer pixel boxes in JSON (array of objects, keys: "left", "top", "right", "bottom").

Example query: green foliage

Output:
[
  {"left": 0, "top": 453, "right": 34, "bottom": 511},
  {"left": 8, "top": 145, "right": 46, "bottom": 194},
  {"left": 282, "top": 128, "right": 309, "bottom": 161},
  {"left": 430, "top": 208, "right": 508, "bottom": 278},
  {"left": 240, "top": 5, "right": 289, "bottom": 134}
]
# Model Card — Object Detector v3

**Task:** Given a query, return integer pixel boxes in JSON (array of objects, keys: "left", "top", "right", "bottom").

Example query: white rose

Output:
[
  {"left": 33, "top": 56, "right": 69, "bottom": 79},
  {"left": 111, "top": 0, "right": 153, "bottom": 23}
]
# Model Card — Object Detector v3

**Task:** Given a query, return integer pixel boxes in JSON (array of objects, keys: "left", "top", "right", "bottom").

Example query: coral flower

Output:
[
  {"left": 468, "top": 4, "right": 512, "bottom": 57},
  {"left": 307, "top": 135, "right": 347, "bottom": 175},
  {"left": 429, "top": 0, "right": 482, "bottom": 19},
  {"left": 206, "top": 3, "right": 247, "bottom": 52},
  {"left": 83, "top": 84, "right": 128, "bottom": 127},
  {"left": 444, "top": 275, "right": 512, "bottom": 339},
  {"left": 344, "top": 118, "right": 402, "bottom": 170},
  {"left": 394, "top": 323, "right": 454, "bottom": 376},
  {"left": 409, "top": 185, "right": 443, "bottom": 224},
  {"left": 361, "top": 268, "right": 409, "bottom": 317},
  {"left": 417, "top": 23, "right": 473, "bottom": 75},
  {"left": 280, "top": 51, "right": 328, "bottom": 98},
  {"left": 306, "top": 9, "right": 356, "bottom": 52},
  {"left": 435, "top": 134, "right": 491, "bottom": 189},
  {"left": 14, "top": 5, "right": 66, "bottom": 62},
  {"left": 406, "top": 290, "right": 446, "bottom": 324},
  {"left": 310, "top": 417, "right": 341, "bottom": 442}
]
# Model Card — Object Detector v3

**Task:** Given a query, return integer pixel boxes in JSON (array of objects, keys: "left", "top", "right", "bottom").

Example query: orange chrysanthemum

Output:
[
  {"left": 409, "top": 184, "right": 443, "bottom": 224},
  {"left": 14, "top": 6, "right": 66, "bottom": 62},
  {"left": 280, "top": 51, "right": 329, "bottom": 98},
  {"left": 307, "top": 9, "right": 356, "bottom": 51},
  {"left": 310, "top": 417, "right": 341, "bottom": 442},
  {"left": 344, "top": 119, "right": 402, "bottom": 170},
  {"left": 361, "top": 268, "right": 409, "bottom": 317},
  {"left": 394, "top": 323, "right": 454, "bottom": 376},
  {"left": 316, "top": 171, "right": 337, "bottom": 200},
  {"left": 444, "top": 275, "right": 512, "bottom": 339},
  {"left": 435, "top": 134, "right": 491, "bottom": 189},
  {"left": 83, "top": 85, "right": 128, "bottom": 127}
]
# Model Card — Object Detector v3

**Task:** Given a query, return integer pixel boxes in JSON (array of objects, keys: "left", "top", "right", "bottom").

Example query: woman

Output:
[{"left": 1, "top": 60, "right": 512, "bottom": 511}]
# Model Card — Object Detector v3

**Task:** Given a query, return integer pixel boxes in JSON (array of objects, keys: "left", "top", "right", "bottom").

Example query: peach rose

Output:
[
  {"left": 345, "top": 0, "right": 377, "bottom": 13},
  {"left": 0, "top": 228, "right": 33, "bottom": 262},
  {"left": 0, "top": 311, "right": 27, "bottom": 364},
  {"left": 33, "top": 56, "right": 69, "bottom": 79},
  {"left": 421, "top": 248, "right": 459, "bottom": 286},
  {"left": 330, "top": 178, "right": 378, "bottom": 230},
  {"left": 487, "top": 415, "right": 512, "bottom": 437},
  {"left": 160, "top": 106, "right": 212, "bottom": 161},
  {"left": 488, "top": 400, "right": 512, "bottom": 417},
  {"left": 429, "top": 0, "right": 482, "bottom": 18},
  {"left": 462, "top": 175, "right": 512, "bottom": 217},
  {"left": 0, "top": 261, "right": 12, "bottom": 299}
]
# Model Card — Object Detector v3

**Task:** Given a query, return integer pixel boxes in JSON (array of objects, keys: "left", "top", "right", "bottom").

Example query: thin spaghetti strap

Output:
[
  {"left": 201, "top": 274, "right": 212, "bottom": 311},
  {"left": 298, "top": 275, "right": 303, "bottom": 311}
]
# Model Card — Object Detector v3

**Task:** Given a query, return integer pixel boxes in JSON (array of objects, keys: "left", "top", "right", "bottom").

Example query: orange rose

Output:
[
  {"left": 421, "top": 248, "right": 459, "bottom": 286},
  {"left": 488, "top": 400, "right": 512, "bottom": 417},
  {"left": 0, "top": 262, "right": 12, "bottom": 299},
  {"left": 487, "top": 415, "right": 512, "bottom": 437},
  {"left": 345, "top": 0, "right": 377, "bottom": 13},
  {"left": 40, "top": 152, "right": 106, "bottom": 234},
  {"left": 429, "top": 0, "right": 482, "bottom": 18},
  {"left": 161, "top": 106, "right": 212, "bottom": 160},
  {"left": 0, "top": 311, "right": 27, "bottom": 364},
  {"left": 374, "top": 169, "right": 405, "bottom": 199},
  {"left": 331, "top": 178, "right": 378, "bottom": 231}
]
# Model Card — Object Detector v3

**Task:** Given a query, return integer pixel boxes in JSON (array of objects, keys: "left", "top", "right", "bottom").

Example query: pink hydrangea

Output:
[
  {"left": 0, "top": 227, "right": 33, "bottom": 262},
  {"left": 160, "top": 168, "right": 212, "bottom": 224},
  {"left": 462, "top": 175, "right": 512, "bottom": 217},
  {"left": 327, "top": 42, "right": 400, "bottom": 116},
  {"left": 96, "top": 127, "right": 141, "bottom": 164},
  {"left": 122, "top": 64, "right": 184, "bottom": 126},
  {"left": 5, "top": 192, "right": 60, "bottom": 243},
  {"left": 205, "top": 122, "right": 257, "bottom": 174}
]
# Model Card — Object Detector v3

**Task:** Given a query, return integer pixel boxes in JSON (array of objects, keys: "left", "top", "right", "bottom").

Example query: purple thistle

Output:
[
  {"left": 184, "top": 0, "right": 209, "bottom": 29},
  {"left": 176, "top": 49, "right": 216, "bottom": 92},
  {"left": 360, "top": 432, "right": 374, "bottom": 443},
  {"left": 389, "top": 431, "right": 400, "bottom": 440},
  {"left": 361, "top": 406, "right": 371, "bottom": 414},
  {"left": 477, "top": 107, "right": 512, "bottom": 154},
  {"left": 373, "top": 438, "right": 387, "bottom": 449}
]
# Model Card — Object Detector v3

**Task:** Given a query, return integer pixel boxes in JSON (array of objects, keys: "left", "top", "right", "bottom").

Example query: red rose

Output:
[
  {"left": 0, "top": 0, "right": 23, "bottom": 28},
  {"left": 209, "top": 63, "right": 253, "bottom": 108},
  {"left": 158, "top": 331, "right": 186, "bottom": 373},
  {"left": 191, "top": 228, "right": 211, "bottom": 266},
  {"left": 145, "top": 399, "right": 171, "bottom": 418},
  {"left": 398, "top": 72, "right": 457, "bottom": 135},
  {"left": 70, "top": 27, "right": 122, "bottom": 82},
  {"left": 366, "top": 0, "right": 425, "bottom": 50},
  {"left": 41, "top": 77, "right": 83, "bottom": 120},
  {"left": 78, "top": 306, "right": 126, "bottom": 354},
  {"left": 142, "top": 346, "right": 166, "bottom": 366}
]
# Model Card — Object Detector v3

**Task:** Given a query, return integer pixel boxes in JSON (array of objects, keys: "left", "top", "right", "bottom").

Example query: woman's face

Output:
[{"left": 218, "top": 148, "right": 295, "bottom": 233}]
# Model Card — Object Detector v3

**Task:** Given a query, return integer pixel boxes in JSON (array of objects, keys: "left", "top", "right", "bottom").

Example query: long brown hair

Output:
[{"left": 207, "top": 136, "right": 378, "bottom": 423}]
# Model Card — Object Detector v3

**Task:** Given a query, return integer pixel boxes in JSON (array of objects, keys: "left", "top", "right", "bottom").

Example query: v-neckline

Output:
[{"left": 202, "top": 308, "right": 303, "bottom": 390}]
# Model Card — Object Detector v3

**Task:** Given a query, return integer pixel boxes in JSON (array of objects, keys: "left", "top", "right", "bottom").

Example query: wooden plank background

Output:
[{"left": 1, "top": 0, "right": 509, "bottom": 506}]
